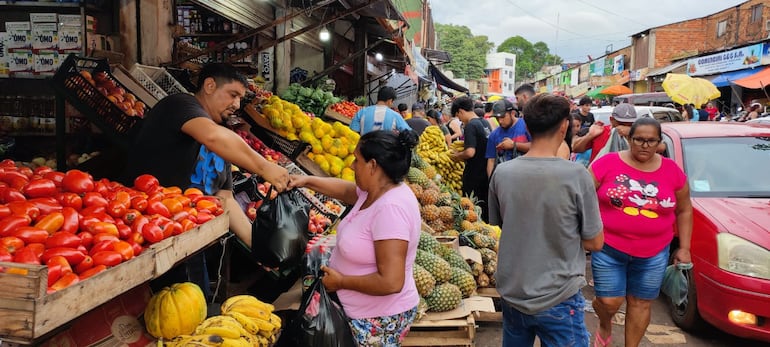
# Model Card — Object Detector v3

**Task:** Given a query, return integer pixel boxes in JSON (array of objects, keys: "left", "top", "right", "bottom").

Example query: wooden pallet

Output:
[
  {"left": 402, "top": 314, "right": 475, "bottom": 347},
  {"left": 473, "top": 288, "right": 502, "bottom": 322},
  {"left": 0, "top": 212, "right": 229, "bottom": 344}
]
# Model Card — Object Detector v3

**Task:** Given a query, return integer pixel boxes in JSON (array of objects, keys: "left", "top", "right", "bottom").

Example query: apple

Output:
[{"left": 94, "top": 71, "right": 109, "bottom": 82}]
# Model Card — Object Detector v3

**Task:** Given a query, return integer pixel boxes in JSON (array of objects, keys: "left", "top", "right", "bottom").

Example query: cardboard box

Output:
[
  {"left": 0, "top": 32, "right": 8, "bottom": 78},
  {"left": 58, "top": 27, "right": 82, "bottom": 51},
  {"left": 5, "top": 22, "right": 31, "bottom": 31},
  {"left": 9, "top": 50, "right": 33, "bottom": 73},
  {"left": 58, "top": 14, "right": 82, "bottom": 28},
  {"left": 34, "top": 50, "right": 59, "bottom": 75},
  {"left": 32, "top": 27, "right": 58, "bottom": 50},
  {"left": 30, "top": 13, "right": 58, "bottom": 23},
  {"left": 41, "top": 284, "right": 156, "bottom": 347},
  {"left": 7, "top": 30, "right": 31, "bottom": 49}
]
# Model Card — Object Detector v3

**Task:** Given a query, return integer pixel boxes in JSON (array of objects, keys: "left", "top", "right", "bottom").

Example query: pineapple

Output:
[
  {"left": 449, "top": 267, "right": 477, "bottom": 298},
  {"left": 421, "top": 204, "right": 440, "bottom": 222},
  {"left": 415, "top": 249, "right": 452, "bottom": 283},
  {"left": 441, "top": 249, "right": 473, "bottom": 274},
  {"left": 407, "top": 167, "right": 430, "bottom": 187},
  {"left": 436, "top": 192, "right": 452, "bottom": 207},
  {"left": 425, "top": 283, "right": 462, "bottom": 312},
  {"left": 479, "top": 248, "right": 497, "bottom": 264},
  {"left": 418, "top": 231, "right": 441, "bottom": 253},
  {"left": 422, "top": 165, "right": 438, "bottom": 181},
  {"left": 427, "top": 219, "right": 446, "bottom": 234},
  {"left": 413, "top": 264, "right": 436, "bottom": 297},
  {"left": 443, "top": 229, "right": 460, "bottom": 237},
  {"left": 438, "top": 206, "right": 454, "bottom": 224},
  {"left": 408, "top": 183, "right": 423, "bottom": 198},
  {"left": 465, "top": 209, "right": 478, "bottom": 223},
  {"left": 419, "top": 188, "right": 440, "bottom": 206},
  {"left": 460, "top": 196, "right": 473, "bottom": 210},
  {"left": 460, "top": 220, "right": 474, "bottom": 233},
  {"left": 469, "top": 260, "right": 484, "bottom": 277},
  {"left": 416, "top": 297, "right": 428, "bottom": 321},
  {"left": 412, "top": 151, "right": 428, "bottom": 169},
  {"left": 477, "top": 272, "right": 490, "bottom": 287}
]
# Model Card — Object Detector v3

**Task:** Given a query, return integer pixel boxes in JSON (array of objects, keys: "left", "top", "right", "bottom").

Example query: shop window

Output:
[
  {"left": 717, "top": 20, "right": 727, "bottom": 37},
  {"left": 751, "top": 4, "right": 763, "bottom": 23},
  {"left": 505, "top": 58, "right": 514, "bottom": 66}
]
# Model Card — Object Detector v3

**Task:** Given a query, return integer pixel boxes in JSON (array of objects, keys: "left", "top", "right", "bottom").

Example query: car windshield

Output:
[{"left": 683, "top": 136, "right": 770, "bottom": 197}]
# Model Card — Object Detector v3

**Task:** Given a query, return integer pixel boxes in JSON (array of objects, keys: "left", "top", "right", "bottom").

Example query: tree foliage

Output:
[
  {"left": 497, "top": 36, "right": 562, "bottom": 81},
  {"left": 435, "top": 23, "right": 494, "bottom": 80}
]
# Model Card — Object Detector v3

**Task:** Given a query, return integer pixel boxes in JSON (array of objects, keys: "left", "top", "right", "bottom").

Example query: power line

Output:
[{"left": 574, "top": 0, "right": 649, "bottom": 29}]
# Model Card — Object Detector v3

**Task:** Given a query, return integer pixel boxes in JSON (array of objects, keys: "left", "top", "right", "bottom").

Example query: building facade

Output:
[{"left": 486, "top": 52, "right": 516, "bottom": 95}]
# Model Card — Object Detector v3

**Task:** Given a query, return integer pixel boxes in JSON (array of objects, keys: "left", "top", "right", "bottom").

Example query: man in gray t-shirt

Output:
[{"left": 489, "top": 93, "right": 604, "bottom": 347}]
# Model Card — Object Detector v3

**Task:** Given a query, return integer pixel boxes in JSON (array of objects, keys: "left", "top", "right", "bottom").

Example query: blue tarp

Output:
[{"left": 709, "top": 69, "right": 760, "bottom": 87}]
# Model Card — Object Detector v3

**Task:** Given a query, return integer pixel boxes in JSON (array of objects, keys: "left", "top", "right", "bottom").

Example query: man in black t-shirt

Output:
[
  {"left": 451, "top": 96, "right": 492, "bottom": 222},
  {"left": 572, "top": 96, "right": 595, "bottom": 129},
  {"left": 123, "top": 63, "right": 289, "bottom": 297}
]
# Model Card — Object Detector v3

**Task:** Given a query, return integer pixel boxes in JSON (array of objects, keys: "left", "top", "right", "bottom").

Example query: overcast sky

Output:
[{"left": 431, "top": 0, "right": 746, "bottom": 63}]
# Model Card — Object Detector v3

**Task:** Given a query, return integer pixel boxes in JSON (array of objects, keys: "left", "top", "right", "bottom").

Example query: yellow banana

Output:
[
  {"left": 225, "top": 312, "right": 260, "bottom": 335},
  {"left": 164, "top": 334, "right": 225, "bottom": 347},
  {"left": 195, "top": 326, "right": 241, "bottom": 339},
  {"left": 268, "top": 313, "right": 282, "bottom": 329},
  {"left": 226, "top": 305, "right": 271, "bottom": 321},
  {"left": 221, "top": 295, "right": 275, "bottom": 314},
  {"left": 196, "top": 316, "right": 248, "bottom": 337},
  {"left": 220, "top": 337, "right": 251, "bottom": 347},
  {"left": 250, "top": 317, "right": 275, "bottom": 333}
]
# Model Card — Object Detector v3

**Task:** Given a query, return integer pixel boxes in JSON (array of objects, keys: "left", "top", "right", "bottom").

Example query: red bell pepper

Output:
[
  {"left": 41, "top": 247, "right": 86, "bottom": 266},
  {"left": 92, "top": 250, "right": 123, "bottom": 267},
  {"left": 43, "top": 171, "right": 65, "bottom": 188},
  {"left": 49, "top": 272, "right": 79, "bottom": 292},
  {"left": 0, "top": 215, "right": 31, "bottom": 236},
  {"left": 0, "top": 236, "right": 24, "bottom": 253},
  {"left": 8, "top": 226, "right": 49, "bottom": 244},
  {"left": 8, "top": 201, "right": 40, "bottom": 220},
  {"left": 22, "top": 178, "right": 57, "bottom": 199},
  {"left": 60, "top": 207, "right": 79, "bottom": 234},
  {"left": 74, "top": 255, "right": 94, "bottom": 273},
  {"left": 134, "top": 174, "right": 160, "bottom": 193},
  {"left": 55, "top": 192, "right": 83, "bottom": 210},
  {"left": 35, "top": 212, "right": 64, "bottom": 234},
  {"left": 44, "top": 231, "right": 81, "bottom": 249},
  {"left": 28, "top": 197, "right": 63, "bottom": 216},
  {"left": 77, "top": 264, "right": 106, "bottom": 280}
]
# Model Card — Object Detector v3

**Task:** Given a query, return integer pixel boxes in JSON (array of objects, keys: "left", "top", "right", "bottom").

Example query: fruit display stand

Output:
[
  {"left": 402, "top": 314, "right": 476, "bottom": 347},
  {"left": 0, "top": 212, "right": 229, "bottom": 345},
  {"left": 323, "top": 105, "right": 352, "bottom": 125}
]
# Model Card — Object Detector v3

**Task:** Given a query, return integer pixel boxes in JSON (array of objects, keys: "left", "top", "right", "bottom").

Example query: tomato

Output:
[
  {"left": 0, "top": 159, "right": 16, "bottom": 168},
  {"left": 60, "top": 207, "right": 79, "bottom": 234},
  {"left": 43, "top": 171, "right": 65, "bottom": 188},
  {"left": 0, "top": 215, "right": 31, "bottom": 236},
  {"left": 47, "top": 254, "right": 72, "bottom": 274},
  {"left": 146, "top": 200, "right": 171, "bottom": 218},
  {"left": 88, "top": 222, "right": 118, "bottom": 236},
  {"left": 77, "top": 264, "right": 106, "bottom": 280},
  {"left": 122, "top": 209, "right": 142, "bottom": 225},
  {"left": 106, "top": 200, "right": 127, "bottom": 218},
  {"left": 22, "top": 178, "right": 57, "bottom": 199},
  {"left": 80, "top": 205, "right": 105, "bottom": 216},
  {"left": 46, "top": 255, "right": 72, "bottom": 286},
  {"left": 161, "top": 198, "right": 183, "bottom": 215},
  {"left": 83, "top": 192, "right": 108, "bottom": 209},
  {"left": 91, "top": 212, "right": 115, "bottom": 224},
  {"left": 12, "top": 247, "right": 40, "bottom": 264},
  {"left": 0, "top": 170, "right": 29, "bottom": 188},
  {"left": 77, "top": 231, "right": 94, "bottom": 249},
  {"left": 174, "top": 195, "right": 192, "bottom": 209},
  {"left": 0, "top": 236, "right": 24, "bottom": 253},
  {"left": 89, "top": 240, "right": 117, "bottom": 256},
  {"left": 130, "top": 215, "right": 149, "bottom": 234},
  {"left": 79, "top": 214, "right": 101, "bottom": 230},
  {"left": 172, "top": 210, "right": 190, "bottom": 223},
  {"left": 161, "top": 186, "right": 182, "bottom": 196},
  {"left": 35, "top": 212, "right": 64, "bottom": 234},
  {"left": 92, "top": 233, "right": 119, "bottom": 244},
  {"left": 146, "top": 191, "right": 164, "bottom": 203},
  {"left": 128, "top": 240, "right": 143, "bottom": 256},
  {"left": 44, "top": 231, "right": 81, "bottom": 249},
  {"left": 8, "top": 201, "right": 40, "bottom": 220},
  {"left": 28, "top": 197, "right": 63, "bottom": 216},
  {"left": 0, "top": 248, "right": 12, "bottom": 262},
  {"left": 49, "top": 272, "right": 79, "bottom": 292},
  {"left": 130, "top": 196, "right": 148, "bottom": 212},
  {"left": 184, "top": 187, "right": 203, "bottom": 197},
  {"left": 1, "top": 188, "right": 26, "bottom": 203},
  {"left": 61, "top": 170, "right": 94, "bottom": 194},
  {"left": 9, "top": 226, "right": 49, "bottom": 244},
  {"left": 41, "top": 247, "right": 86, "bottom": 266},
  {"left": 56, "top": 192, "right": 83, "bottom": 210},
  {"left": 33, "top": 166, "right": 53, "bottom": 176},
  {"left": 116, "top": 224, "right": 130, "bottom": 240},
  {"left": 24, "top": 243, "right": 45, "bottom": 258},
  {"left": 74, "top": 255, "right": 94, "bottom": 273},
  {"left": 195, "top": 199, "right": 218, "bottom": 213},
  {"left": 93, "top": 179, "right": 110, "bottom": 195},
  {"left": 128, "top": 231, "right": 144, "bottom": 245},
  {"left": 179, "top": 219, "right": 196, "bottom": 233},
  {"left": 196, "top": 211, "right": 214, "bottom": 224},
  {"left": 134, "top": 174, "right": 160, "bottom": 193},
  {"left": 112, "top": 240, "right": 134, "bottom": 260},
  {"left": 0, "top": 205, "right": 10, "bottom": 219},
  {"left": 92, "top": 251, "right": 122, "bottom": 267},
  {"left": 141, "top": 223, "right": 164, "bottom": 244},
  {"left": 113, "top": 191, "right": 131, "bottom": 206}
]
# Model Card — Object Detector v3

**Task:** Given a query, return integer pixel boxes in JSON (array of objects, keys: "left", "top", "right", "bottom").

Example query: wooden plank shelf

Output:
[
  {"left": 473, "top": 288, "right": 502, "bottom": 323},
  {"left": 402, "top": 314, "right": 476, "bottom": 347},
  {"left": 0, "top": 212, "right": 230, "bottom": 345}
]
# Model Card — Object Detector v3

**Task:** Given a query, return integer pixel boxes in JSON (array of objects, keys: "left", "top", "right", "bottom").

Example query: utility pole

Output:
[{"left": 554, "top": 12, "right": 559, "bottom": 66}]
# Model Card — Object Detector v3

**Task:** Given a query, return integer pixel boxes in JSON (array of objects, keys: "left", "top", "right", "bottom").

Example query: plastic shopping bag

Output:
[
  {"left": 251, "top": 187, "right": 310, "bottom": 268},
  {"left": 290, "top": 276, "right": 356, "bottom": 347},
  {"left": 661, "top": 262, "right": 693, "bottom": 306}
]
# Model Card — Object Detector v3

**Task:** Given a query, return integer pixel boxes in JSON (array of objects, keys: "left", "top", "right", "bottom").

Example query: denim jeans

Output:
[{"left": 502, "top": 292, "right": 590, "bottom": 347}]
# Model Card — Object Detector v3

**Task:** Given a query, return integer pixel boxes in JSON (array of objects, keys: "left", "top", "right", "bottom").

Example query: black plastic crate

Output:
[
  {"left": 250, "top": 123, "right": 310, "bottom": 160},
  {"left": 52, "top": 54, "right": 149, "bottom": 147}
]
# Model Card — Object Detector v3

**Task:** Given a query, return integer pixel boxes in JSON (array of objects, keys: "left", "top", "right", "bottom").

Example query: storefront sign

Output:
[
  {"left": 590, "top": 70, "right": 630, "bottom": 86},
  {"left": 604, "top": 56, "right": 614, "bottom": 76},
  {"left": 570, "top": 69, "right": 579, "bottom": 86},
  {"left": 412, "top": 46, "right": 429, "bottom": 79},
  {"left": 568, "top": 82, "right": 590, "bottom": 97},
  {"left": 630, "top": 67, "right": 649, "bottom": 81},
  {"left": 590, "top": 59, "right": 605, "bottom": 76},
  {"left": 761, "top": 42, "right": 770, "bottom": 65},
  {"left": 686, "top": 43, "right": 762, "bottom": 76},
  {"left": 579, "top": 63, "right": 590, "bottom": 83},
  {"left": 260, "top": 49, "right": 272, "bottom": 82},
  {"left": 613, "top": 55, "right": 625, "bottom": 74}
]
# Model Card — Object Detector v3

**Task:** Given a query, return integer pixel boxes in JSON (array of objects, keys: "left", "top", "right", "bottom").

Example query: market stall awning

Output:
[
  {"left": 730, "top": 67, "right": 770, "bottom": 89},
  {"left": 429, "top": 64, "right": 469, "bottom": 93},
  {"left": 707, "top": 68, "right": 761, "bottom": 87},
  {"left": 423, "top": 48, "right": 452, "bottom": 65},
  {"left": 192, "top": 0, "right": 273, "bottom": 29},
  {"left": 586, "top": 86, "right": 607, "bottom": 98},
  {"left": 348, "top": 0, "right": 407, "bottom": 22},
  {"left": 647, "top": 60, "right": 687, "bottom": 77}
]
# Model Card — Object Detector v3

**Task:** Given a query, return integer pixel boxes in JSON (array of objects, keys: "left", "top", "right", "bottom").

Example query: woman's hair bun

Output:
[{"left": 398, "top": 130, "right": 419, "bottom": 150}]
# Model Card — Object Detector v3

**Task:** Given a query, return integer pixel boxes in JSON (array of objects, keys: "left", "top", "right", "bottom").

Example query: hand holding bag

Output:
[
  {"left": 291, "top": 276, "right": 356, "bottom": 347},
  {"left": 251, "top": 187, "right": 311, "bottom": 268},
  {"left": 661, "top": 262, "right": 693, "bottom": 306}
]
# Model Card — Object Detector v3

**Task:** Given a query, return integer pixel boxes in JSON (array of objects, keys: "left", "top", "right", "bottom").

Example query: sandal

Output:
[{"left": 593, "top": 326, "right": 612, "bottom": 347}]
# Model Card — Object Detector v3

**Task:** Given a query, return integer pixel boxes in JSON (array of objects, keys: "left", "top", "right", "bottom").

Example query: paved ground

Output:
[{"left": 473, "top": 256, "right": 766, "bottom": 347}]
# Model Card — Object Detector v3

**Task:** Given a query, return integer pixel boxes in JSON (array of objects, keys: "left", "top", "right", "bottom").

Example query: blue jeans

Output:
[
  {"left": 591, "top": 243, "right": 669, "bottom": 300},
  {"left": 502, "top": 292, "right": 590, "bottom": 347}
]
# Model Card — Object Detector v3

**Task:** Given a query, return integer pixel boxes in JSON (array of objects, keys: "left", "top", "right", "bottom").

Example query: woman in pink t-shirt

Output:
[
  {"left": 588, "top": 118, "right": 693, "bottom": 347},
  {"left": 289, "top": 130, "right": 421, "bottom": 346}
]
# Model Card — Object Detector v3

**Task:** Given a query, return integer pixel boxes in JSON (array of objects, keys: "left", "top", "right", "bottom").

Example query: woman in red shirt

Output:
[{"left": 589, "top": 117, "right": 693, "bottom": 347}]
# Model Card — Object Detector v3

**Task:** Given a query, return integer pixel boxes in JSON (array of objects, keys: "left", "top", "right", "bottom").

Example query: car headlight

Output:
[{"left": 717, "top": 233, "right": 770, "bottom": 280}]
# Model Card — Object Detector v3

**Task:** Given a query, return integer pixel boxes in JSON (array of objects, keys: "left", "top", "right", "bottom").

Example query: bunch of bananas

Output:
[
  {"left": 416, "top": 126, "right": 464, "bottom": 193},
  {"left": 161, "top": 295, "right": 282, "bottom": 347}
]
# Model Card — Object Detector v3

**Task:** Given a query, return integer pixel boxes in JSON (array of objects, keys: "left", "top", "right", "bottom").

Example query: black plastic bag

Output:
[
  {"left": 251, "top": 187, "right": 311, "bottom": 268},
  {"left": 291, "top": 276, "right": 356, "bottom": 347},
  {"left": 661, "top": 263, "right": 693, "bottom": 306}
]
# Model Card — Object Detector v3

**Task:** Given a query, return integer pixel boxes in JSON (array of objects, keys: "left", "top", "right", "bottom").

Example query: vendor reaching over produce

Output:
[
  {"left": 288, "top": 130, "right": 421, "bottom": 346},
  {"left": 349, "top": 86, "right": 411, "bottom": 135},
  {"left": 122, "top": 63, "right": 289, "bottom": 296}
]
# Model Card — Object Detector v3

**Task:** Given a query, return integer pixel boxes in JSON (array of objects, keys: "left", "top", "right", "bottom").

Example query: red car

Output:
[{"left": 661, "top": 122, "right": 770, "bottom": 342}]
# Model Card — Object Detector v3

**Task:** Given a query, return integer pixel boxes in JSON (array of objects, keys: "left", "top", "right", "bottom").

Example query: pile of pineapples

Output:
[
  {"left": 415, "top": 126, "right": 464, "bottom": 193},
  {"left": 413, "top": 231, "right": 476, "bottom": 318},
  {"left": 406, "top": 151, "right": 500, "bottom": 291}
]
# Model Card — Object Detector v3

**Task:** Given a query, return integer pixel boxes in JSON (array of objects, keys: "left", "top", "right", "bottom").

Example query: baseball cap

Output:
[
  {"left": 611, "top": 103, "right": 638, "bottom": 123},
  {"left": 492, "top": 100, "right": 515, "bottom": 117},
  {"left": 412, "top": 102, "right": 424, "bottom": 111}
]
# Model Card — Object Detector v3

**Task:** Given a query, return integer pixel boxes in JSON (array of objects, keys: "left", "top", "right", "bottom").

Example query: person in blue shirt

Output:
[
  {"left": 349, "top": 86, "right": 411, "bottom": 135},
  {"left": 485, "top": 99, "right": 532, "bottom": 178}
]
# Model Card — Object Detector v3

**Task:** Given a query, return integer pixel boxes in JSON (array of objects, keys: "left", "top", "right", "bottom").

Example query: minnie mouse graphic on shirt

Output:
[{"left": 605, "top": 174, "right": 676, "bottom": 218}]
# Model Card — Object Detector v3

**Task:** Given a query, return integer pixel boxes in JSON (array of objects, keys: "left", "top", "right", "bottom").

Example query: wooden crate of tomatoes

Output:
[
  {"left": 0, "top": 159, "right": 230, "bottom": 344},
  {"left": 323, "top": 101, "right": 359, "bottom": 125}
]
